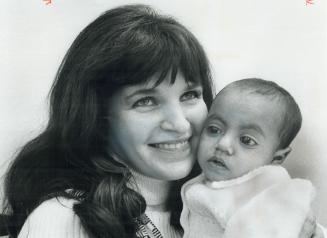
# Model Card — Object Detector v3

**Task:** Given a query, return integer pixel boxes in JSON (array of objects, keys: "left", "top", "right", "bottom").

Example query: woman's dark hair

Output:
[{"left": 3, "top": 4, "right": 213, "bottom": 238}]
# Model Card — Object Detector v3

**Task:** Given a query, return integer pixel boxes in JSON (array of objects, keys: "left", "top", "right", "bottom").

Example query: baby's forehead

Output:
[
  {"left": 207, "top": 88, "right": 286, "bottom": 124},
  {"left": 211, "top": 87, "right": 274, "bottom": 109}
]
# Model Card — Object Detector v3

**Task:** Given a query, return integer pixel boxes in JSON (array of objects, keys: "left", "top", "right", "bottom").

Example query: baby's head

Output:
[{"left": 198, "top": 78, "right": 302, "bottom": 181}]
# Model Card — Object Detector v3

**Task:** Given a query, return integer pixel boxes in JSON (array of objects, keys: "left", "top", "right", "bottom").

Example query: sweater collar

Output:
[{"left": 128, "top": 170, "right": 172, "bottom": 210}]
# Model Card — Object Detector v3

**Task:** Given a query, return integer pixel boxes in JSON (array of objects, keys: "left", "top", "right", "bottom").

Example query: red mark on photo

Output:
[
  {"left": 306, "top": 0, "right": 314, "bottom": 5},
  {"left": 43, "top": 0, "right": 52, "bottom": 5}
]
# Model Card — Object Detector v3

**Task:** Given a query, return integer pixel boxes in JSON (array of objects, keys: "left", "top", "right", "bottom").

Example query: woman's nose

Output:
[
  {"left": 215, "top": 134, "right": 234, "bottom": 156},
  {"left": 160, "top": 105, "right": 191, "bottom": 134}
]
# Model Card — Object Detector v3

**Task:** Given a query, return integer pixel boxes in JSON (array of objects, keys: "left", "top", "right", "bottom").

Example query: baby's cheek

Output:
[{"left": 197, "top": 137, "right": 210, "bottom": 160}]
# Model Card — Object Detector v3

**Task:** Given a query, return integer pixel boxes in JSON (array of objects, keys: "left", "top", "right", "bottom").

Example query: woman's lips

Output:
[{"left": 148, "top": 138, "right": 190, "bottom": 151}]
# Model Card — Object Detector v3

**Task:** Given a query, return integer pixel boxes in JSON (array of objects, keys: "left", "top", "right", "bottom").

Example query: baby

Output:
[{"left": 181, "top": 78, "right": 315, "bottom": 238}]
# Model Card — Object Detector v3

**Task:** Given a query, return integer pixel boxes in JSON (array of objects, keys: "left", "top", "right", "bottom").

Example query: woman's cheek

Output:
[
  {"left": 193, "top": 100, "right": 208, "bottom": 134},
  {"left": 188, "top": 100, "right": 208, "bottom": 151}
]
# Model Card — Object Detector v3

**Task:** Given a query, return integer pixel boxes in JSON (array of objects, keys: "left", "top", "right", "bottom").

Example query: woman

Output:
[
  {"left": 4, "top": 4, "right": 213, "bottom": 238},
  {"left": 3, "top": 4, "right": 322, "bottom": 238}
]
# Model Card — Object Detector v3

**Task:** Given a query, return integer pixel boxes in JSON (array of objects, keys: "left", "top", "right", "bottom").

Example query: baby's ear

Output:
[{"left": 271, "top": 147, "right": 292, "bottom": 164}]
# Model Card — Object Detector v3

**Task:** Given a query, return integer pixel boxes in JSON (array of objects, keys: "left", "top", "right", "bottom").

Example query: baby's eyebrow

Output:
[
  {"left": 241, "top": 124, "right": 265, "bottom": 137},
  {"left": 205, "top": 114, "right": 226, "bottom": 124}
]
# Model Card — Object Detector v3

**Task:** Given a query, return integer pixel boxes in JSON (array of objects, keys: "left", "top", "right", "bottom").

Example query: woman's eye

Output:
[
  {"left": 207, "top": 126, "right": 222, "bottom": 135},
  {"left": 180, "top": 90, "right": 201, "bottom": 102},
  {"left": 133, "top": 97, "right": 156, "bottom": 108},
  {"left": 240, "top": 136, "right": 258, "bottom": 146}
]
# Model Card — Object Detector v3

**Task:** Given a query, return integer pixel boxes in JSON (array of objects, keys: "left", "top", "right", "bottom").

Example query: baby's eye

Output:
[
  {"left": 180, "top": 90, "right": 201, "bottom": 102},
  {"left": 207, "top": 125, "right": 223, "bottom": 135},
  {"left": 133, "top": 97, "right": 156, "bottom": 108},
  {"left": 240, "top": 136, "right": 258, "bottom": 146}
]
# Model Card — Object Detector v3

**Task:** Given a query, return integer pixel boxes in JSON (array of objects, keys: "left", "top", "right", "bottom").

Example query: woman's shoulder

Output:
[
  {"left": 25, "top": 197, "right": 78, "bottom": 223},
  {"left": 18, "top": 197, "right": 88, "bottom": 238},
  {"left": 32, "top": 196, "right": 77, "bottom": 212}
]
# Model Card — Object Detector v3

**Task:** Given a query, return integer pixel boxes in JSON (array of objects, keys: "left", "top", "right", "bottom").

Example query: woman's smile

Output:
[
  {"left": 147, "top": 138, "right": 192, "bottom": 162},
  {"left": 149, "top": 140, "right": 190, "bottom": 151},
  {"left": 148, "top": 135, "right": 191, "bottom": 150}
]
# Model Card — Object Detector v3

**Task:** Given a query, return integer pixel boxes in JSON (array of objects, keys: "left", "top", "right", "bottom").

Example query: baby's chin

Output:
[{"left": 202, "top": 169, "right": 237, "bottom": 182}]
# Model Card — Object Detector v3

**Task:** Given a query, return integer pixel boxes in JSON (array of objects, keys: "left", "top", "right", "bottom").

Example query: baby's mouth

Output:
[{"left": 208, "top": 157, "right": 228, "bottom": 169}]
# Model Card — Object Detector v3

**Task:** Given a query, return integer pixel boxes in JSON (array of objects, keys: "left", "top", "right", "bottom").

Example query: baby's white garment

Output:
[{"left": 180, "top": 165, "right": 315, "bottom": 238}]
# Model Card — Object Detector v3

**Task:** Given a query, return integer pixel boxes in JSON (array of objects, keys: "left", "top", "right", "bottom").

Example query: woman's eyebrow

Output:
[
  {"left": 125, "top": 82, "right": 201, "bottom": 100},
  {"left": 125, "top": 88, "right": 157, "bottom": 100},
  {"left": 185, "top": 82, "right": 201, "bottom": 90}
]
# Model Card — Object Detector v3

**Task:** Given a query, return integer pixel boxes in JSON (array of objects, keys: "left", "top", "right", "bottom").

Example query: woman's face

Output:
[{"left": 107, "top": 72, "right": 208, "bottom": 180}]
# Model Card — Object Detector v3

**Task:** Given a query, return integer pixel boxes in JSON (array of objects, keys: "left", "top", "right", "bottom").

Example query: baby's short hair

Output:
[{"left": 218, "top": 78, "right": 302, "bottom": 149}]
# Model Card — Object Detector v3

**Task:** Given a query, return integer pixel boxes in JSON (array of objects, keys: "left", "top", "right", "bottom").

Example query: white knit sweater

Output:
[{"left": 18, "top": 172, "right": 182, "bottom": 238}]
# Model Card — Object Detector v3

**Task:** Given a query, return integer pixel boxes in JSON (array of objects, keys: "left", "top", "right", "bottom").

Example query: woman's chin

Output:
[{"left": 151, "top": 160, "right": 195, "bottom": 181}]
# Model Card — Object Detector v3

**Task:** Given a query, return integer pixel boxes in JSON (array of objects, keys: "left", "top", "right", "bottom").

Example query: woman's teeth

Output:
[{"left": 150, "top": 140, "right": 189, "bottom": 150}]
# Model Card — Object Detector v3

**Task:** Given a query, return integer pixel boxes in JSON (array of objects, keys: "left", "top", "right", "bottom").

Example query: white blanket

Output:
[{"left": 181, "top": 165, "right": 315, "bottom": 238}]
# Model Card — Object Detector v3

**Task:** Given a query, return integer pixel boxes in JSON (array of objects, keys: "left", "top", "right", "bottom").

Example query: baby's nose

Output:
[{"left": 215, "top": 134, "right": 234, "bottom": 155}]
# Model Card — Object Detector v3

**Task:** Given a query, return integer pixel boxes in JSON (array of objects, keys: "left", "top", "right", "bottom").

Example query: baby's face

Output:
[{"left": 198, "top": 89, "right": 285, "bottom": 181}]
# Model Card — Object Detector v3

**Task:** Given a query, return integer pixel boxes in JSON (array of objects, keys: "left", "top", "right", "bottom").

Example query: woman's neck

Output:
[
  {"left": 129, "top": 170, "right": 172, "bottom": 210},
  {"left": 129, "top": 170, "right": 182, "bottom": 238}
]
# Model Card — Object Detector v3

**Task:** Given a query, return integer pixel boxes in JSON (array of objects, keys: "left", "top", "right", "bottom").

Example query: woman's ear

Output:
[{"left": 271, "top": 147, "right": 292, "bottom": 164}]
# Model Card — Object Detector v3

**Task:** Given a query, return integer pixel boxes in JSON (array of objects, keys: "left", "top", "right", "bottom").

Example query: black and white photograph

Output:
[{"left": 0, "top": 0, "right": 326, "bottom": 237}]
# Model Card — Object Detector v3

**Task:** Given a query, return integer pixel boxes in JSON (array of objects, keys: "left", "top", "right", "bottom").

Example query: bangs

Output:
[{"left": 110, "top": 20, "right": 207, "bottom": 88}]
